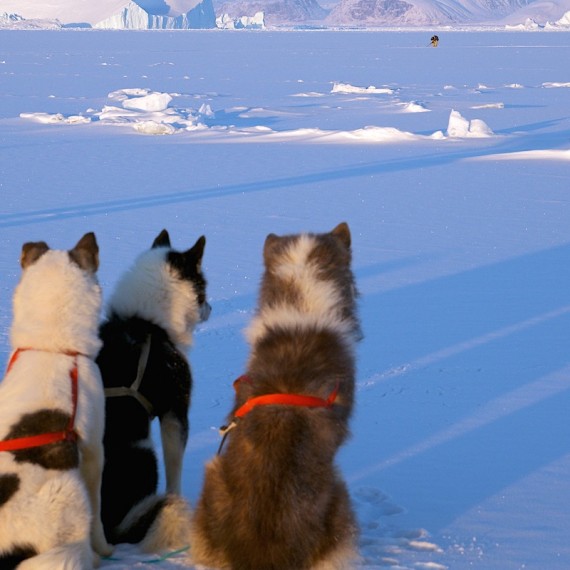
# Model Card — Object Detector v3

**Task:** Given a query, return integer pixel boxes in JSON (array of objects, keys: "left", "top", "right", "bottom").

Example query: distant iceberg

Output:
[
  {"left": 505, "top": 17, "right": 541, "bottom": 29},
  {"left": 216, "top": 11, "right": 265, "bottom": 29},
  {"left": 545, "top": 10, "right": 570, "bottom": 28},
  {"left": 0, "top": 0, "right": 216, "bottom": 29},
  {"left": 95, "top": 0, "right": 215, "bottom": 28}
]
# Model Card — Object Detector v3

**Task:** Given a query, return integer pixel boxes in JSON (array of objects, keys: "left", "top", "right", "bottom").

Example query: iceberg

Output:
[
  {"left": 0, "top": 0, "right": 215, "bottom": 29},
  {"left": 216, "top": 11, "right": 265, "bottom": 29}
]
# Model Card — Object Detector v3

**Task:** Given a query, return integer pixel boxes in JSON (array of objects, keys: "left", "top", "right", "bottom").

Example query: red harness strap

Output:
[
  {"left": 0, "top": 349, "right": 80, "bottom": 452},
  {"left": 217, "top": 375, "right": 340, "bottom": 455},
  {"left": 233, "top": 375, "right": 340, "bottom": 420}
]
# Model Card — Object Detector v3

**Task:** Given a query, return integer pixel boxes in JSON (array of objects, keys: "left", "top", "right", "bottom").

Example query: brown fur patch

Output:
[{"left": 5, "top": 410, "right": 79, "bottom": 470}]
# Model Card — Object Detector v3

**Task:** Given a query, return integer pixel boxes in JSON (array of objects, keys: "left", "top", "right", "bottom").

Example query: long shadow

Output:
[
  {"left": 3, "top": 127, "right": 569, "bottom": 229},
  {"left": 345, "top": 242, "right": 570, "bottom": 532}
]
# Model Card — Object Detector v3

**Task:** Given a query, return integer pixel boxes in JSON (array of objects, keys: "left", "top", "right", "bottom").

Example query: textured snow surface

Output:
[{"left": 1, "top": 30, "right": 570, "bottom": 570}]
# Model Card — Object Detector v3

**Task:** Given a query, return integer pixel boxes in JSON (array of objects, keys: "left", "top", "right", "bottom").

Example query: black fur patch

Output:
[
  {"left": 0, "top": 474, "right": 20, "bottom": 507},
  {"left": 0, "top": 545, "right": 37, "bottom": 569},
  {"left": 5, "top": 410, "right": 79, "bottom": 470},
  {"left": 167, "top": 250, "right": 208, "bottom": 305},
  {"left": 101, "top": 445, "right": 158, "bottom": 539},
  {"left": 98, "top": 315, "right": 192, "bottom": 540}
]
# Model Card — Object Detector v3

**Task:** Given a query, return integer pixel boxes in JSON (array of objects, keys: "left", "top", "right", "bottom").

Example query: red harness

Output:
[
  {"left": 217, "top": 374, "right": 339, "bottom": 454},
  {"left": 0, "top": 349, "right": 80, "bottom": 452},
  {"left": 232, "top": 374, "right": 339, "bottom": 419}
]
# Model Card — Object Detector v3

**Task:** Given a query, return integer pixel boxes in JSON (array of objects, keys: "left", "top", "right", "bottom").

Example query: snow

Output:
[{"left": 1, "top": 29, "right": 570, "bottom": 570}]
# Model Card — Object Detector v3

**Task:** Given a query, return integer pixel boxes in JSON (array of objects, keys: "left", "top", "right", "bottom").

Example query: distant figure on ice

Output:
[{"left": 431, "top": 35, "right": 439, "bottom": 47}]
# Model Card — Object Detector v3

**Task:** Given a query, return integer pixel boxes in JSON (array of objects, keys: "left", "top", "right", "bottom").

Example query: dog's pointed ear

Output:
[
  {"left": 21, "top": 241, "right": 49, "bottom": 269},
  {"left": 186, "top": 235, "right": 206, "bottom": 268},
  {"left": 263, "top": 233, "right": 280, "bottom": 266},
  {"left": 69, "top": 232, "right": 99, "bottom": 273},
  {"left": 331, "top": 222, "right": 351, "bottom": 249},
  {"left": 152, "top": 229, "right": 171, "bottom": 249}
]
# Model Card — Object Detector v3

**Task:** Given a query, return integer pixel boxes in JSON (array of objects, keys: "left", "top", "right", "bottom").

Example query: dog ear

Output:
[
  {"left": 152, "top": 229, "right": 171, "bottom": 249},
  {"left": 187, "top": 236, "right": 206, "bottom": 269},
  {"left": 263, "top": 233, "right": 280, "bottom": 266},
  {"left": 331, "top": 222, "right": 351, "bottom": 249},
  {"left": 69, "top": 232, "right": 99, "bottom": 273},
  {"left": 20, "top": 241, "right": 49, "bottom": 269}
]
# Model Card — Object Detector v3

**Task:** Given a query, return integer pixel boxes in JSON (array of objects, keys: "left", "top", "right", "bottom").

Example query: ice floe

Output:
[
  {"left": 331, "top": 82, "right": 394, "bottom": 95},
  {"left": 446, "top": 109, "right": 494, "bottom": 138},
  {"left": 19, "top": 88, "right": 498, "bottom": 143}
]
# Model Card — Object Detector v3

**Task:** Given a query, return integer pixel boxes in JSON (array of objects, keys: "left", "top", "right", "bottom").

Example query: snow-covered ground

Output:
[{"left": 1, "top": 29, "right": 569, "bottom": 569}]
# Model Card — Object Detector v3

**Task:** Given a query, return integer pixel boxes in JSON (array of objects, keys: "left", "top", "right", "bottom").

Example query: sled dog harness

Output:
[
  {"left": 104, "top": 334, "right": 155, "bottom": 417},
  {"left": 217, "top": 374, "right": 340, "bottom": 454},
  {"left": 0, "top": 348, "right": 81, "bottom": 452}
]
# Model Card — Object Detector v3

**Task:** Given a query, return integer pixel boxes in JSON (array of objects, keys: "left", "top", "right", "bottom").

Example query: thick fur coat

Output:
[
  {"left": 98, "top": 230, "right": 210, "bottom": 552},
  {"left": 0, "top": 233, "right": 112, "bottom": 569},
  {"left": 192, "top": 223, "right": 361, "bottom": 570}
]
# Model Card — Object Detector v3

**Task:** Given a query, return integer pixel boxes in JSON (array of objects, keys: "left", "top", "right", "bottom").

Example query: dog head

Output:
[
  {"left": 11, "top": 233, "right": 102, "bottom": 357},
  {"left": 108, "top": 229, "right": 210, "bottom": 350},
  {"left": 247, "top": 223, "right": 361, "bottom": 345}
]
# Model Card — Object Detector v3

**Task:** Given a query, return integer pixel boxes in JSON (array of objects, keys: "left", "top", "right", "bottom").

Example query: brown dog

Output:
[{"left": 192, "top": 223, "right": 361, "bottom": 570}]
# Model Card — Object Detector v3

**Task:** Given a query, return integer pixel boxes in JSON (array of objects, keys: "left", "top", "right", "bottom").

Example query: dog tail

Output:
[
  {"left": 15, "top": 541, "right": 92, "bottom": 570},
  {"left": 113, "top": 493, "right": 192, "bottom": 553}
]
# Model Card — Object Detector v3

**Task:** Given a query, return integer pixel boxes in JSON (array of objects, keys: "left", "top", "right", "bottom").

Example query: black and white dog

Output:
[
  {"left": 97, "top": 229, "right": 210, "bottom": 552},
  {"left": 0, "top": 233, "right": 112, "bottom": 569}
]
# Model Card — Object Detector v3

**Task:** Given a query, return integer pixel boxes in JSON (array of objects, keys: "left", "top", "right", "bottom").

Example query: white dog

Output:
[{"left": 0, "top": 233, "right": 112, "bottom": 569}]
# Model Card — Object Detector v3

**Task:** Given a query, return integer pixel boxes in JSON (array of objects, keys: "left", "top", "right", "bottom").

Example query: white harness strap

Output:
[{"left": 104, "top": 334, "right": 155, "bottom": 417}]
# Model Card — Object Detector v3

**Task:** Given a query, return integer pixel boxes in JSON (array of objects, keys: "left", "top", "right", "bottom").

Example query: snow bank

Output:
[
  {"left": 476, "top": 149, "right": 570, "bottom": 161},
  {"left": 19, "top": 112, "right": 90, "bottom": 124},
  {"left": 240, "top": 125, "right": 439, "bottom": 143},
  {"left": 471, "top": 102, "right": 505, "bottom": 109}
]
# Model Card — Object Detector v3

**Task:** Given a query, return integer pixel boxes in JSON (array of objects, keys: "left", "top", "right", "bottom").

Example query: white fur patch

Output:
[
  {"left": 246, "top": 235, "right": 354, "bottom": 347},
  {"left": 108, "top": 248, "right": 200, "bottom": 351},
  {"left": 11, "top": 250, "right": 102, "bottom": 357}
]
